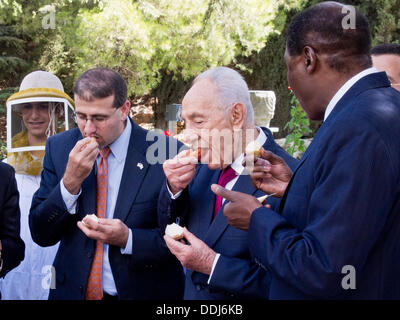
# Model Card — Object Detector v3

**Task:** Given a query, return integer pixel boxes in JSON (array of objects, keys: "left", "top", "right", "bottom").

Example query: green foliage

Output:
[
  {"left": 0, "top": 0, "right": 399, "bottom": 135},
  {"left": 0, "top": 25, "right": 29, "bottom": 84},
  {"left": 283, "top": 92, "right": 312, "bottom": 158},
  {"left": 361, "top": 0, "right": 400, "bottom": 44},
  {"left": 238, "top": 1, "right": 306, "bottom": 139},
  {"left": 36, "top": 0, "right": 279, "bottom": 98},
  {"left": 0, "top": 141, "right": 6, "bottom": 161},
  {"left": 0, "top": 86, "right": 17, "bottom": 105}
]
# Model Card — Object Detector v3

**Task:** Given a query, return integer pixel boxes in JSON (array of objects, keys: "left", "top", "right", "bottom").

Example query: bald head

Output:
[{"left": 287, "top": 1, "right": 372, "bottom": 73}]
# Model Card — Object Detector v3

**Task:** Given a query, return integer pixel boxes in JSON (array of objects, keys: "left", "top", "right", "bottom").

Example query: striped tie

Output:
[{"left": 85, "top": 146, "right": 110, "bottom": 300}]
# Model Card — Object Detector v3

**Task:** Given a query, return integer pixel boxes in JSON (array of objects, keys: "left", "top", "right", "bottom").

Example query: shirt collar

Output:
[
  {"left": 105, "top": 118, "right": 131, "bottom": 163},
  {"left": 231, "top": 127, "right": 267, "bottom": 175},
  {"left": 324, "top": 67, "right": 378, "bottom": 121}
]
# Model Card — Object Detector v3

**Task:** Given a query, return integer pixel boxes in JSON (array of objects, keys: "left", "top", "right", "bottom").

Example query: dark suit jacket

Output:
[
  {"left": 249, "top": 72, "right": 400, "bottom": 299},
  {"left": 0, "top": 162, "right": 25, "bottom": 280},
  {"left": 158, "top": 127, "right": 298, "bottom": 299},
  {"left": 29, "top": 119, "right": 184, "bottom": 300}
]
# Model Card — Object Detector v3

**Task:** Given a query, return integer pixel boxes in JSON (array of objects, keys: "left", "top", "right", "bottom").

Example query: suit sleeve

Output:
[
  {"left": 29, "top": 138, "right": 77, "bottom": 247},
  {"left": 126, "top": 137, "right": 189, "bottom": 266},
  {"left": 249, "top": 120, "right": 397, "bottom": 298},
  {"left": 0, "top": 165, "right": 25, "bottom": 278},
  {"left": 158, "top": 178, "right": 191, "bottom": 232},
  {"left": 207, "top": 254, "right": 271, "bottom": 299}
]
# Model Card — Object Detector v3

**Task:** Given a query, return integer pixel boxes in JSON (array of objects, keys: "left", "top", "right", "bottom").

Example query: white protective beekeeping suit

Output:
[{"left": 0, "top": 71, "right": 76, "bottom": 300}]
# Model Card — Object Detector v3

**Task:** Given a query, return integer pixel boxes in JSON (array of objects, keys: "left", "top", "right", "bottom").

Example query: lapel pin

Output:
[{"left": 137, "top": 162, "right": 144, "bottom": 170}]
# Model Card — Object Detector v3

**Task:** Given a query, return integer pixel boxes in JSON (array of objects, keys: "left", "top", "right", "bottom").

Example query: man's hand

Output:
[
  {"left": 77, "top": 216, "right": 129, "bottom": 248},
  {"left": 164, "top": 228, "right": 216, "bottom": 275},
  {"left": 245, "top": 148, "right": 292, "bottom": 198},
  {"left": 63, "top": 137, "right": 99, "bottom": 194},
  {"left": 211, "top": 185, "right": 263, "bottom": 231},
  {"left": 163, "top": 149, "right": 198, "bottom": 195}
]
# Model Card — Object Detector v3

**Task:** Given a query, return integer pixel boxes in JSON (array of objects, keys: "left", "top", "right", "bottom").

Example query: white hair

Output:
[{"left": 193, "top": 66, "right": 254, "bottom": 124}]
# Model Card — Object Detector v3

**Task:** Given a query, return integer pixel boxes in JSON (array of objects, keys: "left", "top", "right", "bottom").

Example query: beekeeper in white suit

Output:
[{"left": 0, "top": 71, "right": 75, "bottom": 299}]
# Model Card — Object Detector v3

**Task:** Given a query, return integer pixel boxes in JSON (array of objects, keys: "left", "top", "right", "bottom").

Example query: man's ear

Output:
[
  {"left": 303, "top": 46, "right": 318, "bottom": 74},
  {"left": 121, "top": 100, "right": 131, "bottom": 119},
  {"left": 230, "top": 102, "right": 246, "bottom": 129}
]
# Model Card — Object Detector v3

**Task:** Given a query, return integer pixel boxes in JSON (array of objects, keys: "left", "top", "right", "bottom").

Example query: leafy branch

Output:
[{"left": 284, "top": 89, "right": 312, "bottom": 158}]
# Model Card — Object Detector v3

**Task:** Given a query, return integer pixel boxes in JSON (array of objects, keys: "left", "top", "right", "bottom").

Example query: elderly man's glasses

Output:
[{"left": 74, "top": 108, "right": 118, "bottom": 126}]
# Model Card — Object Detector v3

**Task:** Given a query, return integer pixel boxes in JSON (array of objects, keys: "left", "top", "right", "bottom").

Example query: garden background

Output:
[{"left": 1, "top": 0, "right": 399, "bottom": 159}]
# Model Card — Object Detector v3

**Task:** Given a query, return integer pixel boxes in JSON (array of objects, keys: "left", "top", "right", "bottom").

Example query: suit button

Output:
[{"left": 196, "top": 284, "right": 201, "bottom": 291}]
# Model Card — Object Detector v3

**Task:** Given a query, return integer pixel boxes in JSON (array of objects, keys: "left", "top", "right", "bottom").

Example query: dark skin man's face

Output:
[{"left": 284, "top": 47, "right": 326, "bottom": 121}]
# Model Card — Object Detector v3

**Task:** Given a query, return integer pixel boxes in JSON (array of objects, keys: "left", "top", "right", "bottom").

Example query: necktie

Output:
[
  {"left": 85, "top": 146, "right": 110, "bottom": 300},
  {"left": 213, "top": 166, "right": 238, "bottom": 220}
]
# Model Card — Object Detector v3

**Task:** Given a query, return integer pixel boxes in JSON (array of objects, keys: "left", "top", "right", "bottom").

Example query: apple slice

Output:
[
  {"left": 256, "top": 193, "right": 277, "bottom": 204},
  {"left": 185, "top": 148, "right": 202, "bottom": 162},
  {"left": 257, "top": 195, "right": 268, "bottom": 203},
  {"left": 245, "top": 141, "right": 262, "bottom": 157},
  {"left": 165, "top": 223, "right": 184, "bottom": 240},
  {"left": 82, "top": 214, "right": 99, "bottom": 225}
]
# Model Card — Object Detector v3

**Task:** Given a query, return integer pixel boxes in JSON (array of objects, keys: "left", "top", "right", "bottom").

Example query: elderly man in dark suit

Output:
[
  {"left": 29, "top": 68, "right": 184, "bottom": 300},
  {"left": 0, "top": 162, "right": 25, "bottom": 298},
  {"left": 214, "top": 2, "right": 400, "bottom": 299},
  {"left": 158, "top": 66, "right": 297, "bottom": 299}
]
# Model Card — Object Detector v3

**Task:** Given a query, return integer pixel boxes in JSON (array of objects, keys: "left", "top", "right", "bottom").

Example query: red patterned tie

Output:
[
  {"left": 213, "top": 166, "right": 238, "bottom": 220},
  {"left": 85, "top": 146, "right": 110, "bottom": 300}
]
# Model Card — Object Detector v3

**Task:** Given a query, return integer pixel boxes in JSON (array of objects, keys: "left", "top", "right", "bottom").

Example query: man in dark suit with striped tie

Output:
[{"left": 29, "top": 68, "right": 184, "bottom": 300}]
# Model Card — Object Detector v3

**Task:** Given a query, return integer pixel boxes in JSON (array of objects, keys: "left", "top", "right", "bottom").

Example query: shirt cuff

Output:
[
  {"left": 166, "top": 182, "right": 183, "bottom": 199},
  {"left": 207, "top": 253, "right": 221, "bottom": 284},
  {"left": 120, "top": 229, "right": 133, "bottom": 255},
  {"left": 60, "top": 178, "right": 81, "bottom": 214}
]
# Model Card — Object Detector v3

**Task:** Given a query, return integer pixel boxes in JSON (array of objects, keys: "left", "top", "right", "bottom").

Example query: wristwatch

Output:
[{"left": 0, "top": 240, "right": 3, "bottom": 273}]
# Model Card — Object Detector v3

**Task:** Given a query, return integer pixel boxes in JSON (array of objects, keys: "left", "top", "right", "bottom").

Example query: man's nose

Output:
[{"left": 84, "top": 119, "right": 97, "bottom": 136}]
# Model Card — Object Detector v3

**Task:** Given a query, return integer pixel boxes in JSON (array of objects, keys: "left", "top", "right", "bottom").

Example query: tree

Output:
[
  {"left": 0, "top": 0, "right": 30, "bottom": 86},
  {"left": 33, "top": 0, "right": 283, "bottom": 128}
]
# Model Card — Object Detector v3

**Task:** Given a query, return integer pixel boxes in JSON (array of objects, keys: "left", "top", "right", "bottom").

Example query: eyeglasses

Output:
[{"left": 73, "top": 108, "right": 119, "bottom": 126}]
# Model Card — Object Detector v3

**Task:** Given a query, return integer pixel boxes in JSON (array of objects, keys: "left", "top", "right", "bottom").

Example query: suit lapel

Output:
[
  {"left": 279, "top": 72, "right": 391, "bottom": 212},
  {"left": 78, "top": 167, "right": 97, "bottom": 219},
  {"left": 204, "top": 171, "right": 257, "bottom": 249},
  {"left": 113, "top": 119, "right": 150, "bottom": 223},
  {"left": 191, "top": 168, "right": 220, "bottom": 239}
]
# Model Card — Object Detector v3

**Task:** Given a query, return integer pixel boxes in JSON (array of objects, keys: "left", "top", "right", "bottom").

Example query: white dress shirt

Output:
[
  {"left": 324, "top": 67, "right": 378, "bottom": 121},
  {"left": 60, "top": 119, "right": 132, "bottom": 296}
]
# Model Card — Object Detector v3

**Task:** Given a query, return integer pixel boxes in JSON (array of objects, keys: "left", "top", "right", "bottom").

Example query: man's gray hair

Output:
[{"left": 193, "top": 66, "right": 254, "bottom": 124}]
